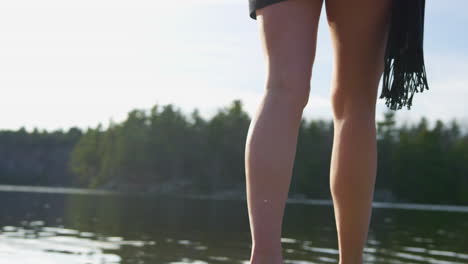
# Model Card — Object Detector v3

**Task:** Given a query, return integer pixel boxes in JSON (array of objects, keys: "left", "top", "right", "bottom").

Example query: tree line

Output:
[{"left": 1, "top": 99, "right": 467, "bottom": 205}]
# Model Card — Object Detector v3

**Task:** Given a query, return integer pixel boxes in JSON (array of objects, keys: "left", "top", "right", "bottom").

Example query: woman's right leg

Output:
[
  {"left": 245, "top": 0, "right": 323, "bottom": 263},
  {"left": 324, "top": 0, "right": 392, "bottom": 263}
]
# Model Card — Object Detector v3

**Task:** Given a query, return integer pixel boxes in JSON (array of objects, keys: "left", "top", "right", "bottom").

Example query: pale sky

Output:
[{"left": 1, "top": 0, "right": 467, "bottom": 132}]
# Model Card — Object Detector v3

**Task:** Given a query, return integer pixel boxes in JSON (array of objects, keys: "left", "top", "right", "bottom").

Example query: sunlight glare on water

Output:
[{"left": 0, "top": 224, "right": 154, "bottom": 264}]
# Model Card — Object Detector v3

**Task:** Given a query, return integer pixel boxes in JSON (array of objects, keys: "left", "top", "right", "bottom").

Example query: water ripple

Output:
[{"left": 0, "top": 223, "right": 153, "bottom": 264}]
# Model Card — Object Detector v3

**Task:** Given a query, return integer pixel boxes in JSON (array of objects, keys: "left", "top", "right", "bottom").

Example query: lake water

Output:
[{"left": 0, "top": 186, "right": 467, "bottom": 264}]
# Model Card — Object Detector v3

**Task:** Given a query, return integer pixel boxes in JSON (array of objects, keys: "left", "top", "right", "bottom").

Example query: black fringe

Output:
[{"left": 379, "top": 0, "right": 429, "bottom": 111}]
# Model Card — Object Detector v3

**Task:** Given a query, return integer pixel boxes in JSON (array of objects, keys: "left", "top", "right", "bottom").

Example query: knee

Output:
[
  {"left": 330, "top": 86, "right": 377, "bottom": 122},
  {"left": 265, "top": 66, "right": 312, "bottom": 109}
]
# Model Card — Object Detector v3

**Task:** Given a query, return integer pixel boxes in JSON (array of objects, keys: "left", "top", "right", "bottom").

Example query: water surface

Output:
[{"left": 0, "top": 186, "right": 467, "bottom": 264}]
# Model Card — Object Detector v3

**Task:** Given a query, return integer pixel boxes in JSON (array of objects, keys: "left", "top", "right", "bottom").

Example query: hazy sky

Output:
[{"left": 1, "top": 0, "right": 467, "bottom": 132}]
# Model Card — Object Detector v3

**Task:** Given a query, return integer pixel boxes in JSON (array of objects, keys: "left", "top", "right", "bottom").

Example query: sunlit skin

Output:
[{"left": 244, "top": 0, "right": 392, "bottom": 263}]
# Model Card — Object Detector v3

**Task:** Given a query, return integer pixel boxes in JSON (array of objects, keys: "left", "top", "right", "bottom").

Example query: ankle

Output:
[
  {"left": 250, "top": 244, "right": 283, "bottom": 264},
  {"left": 250, "top": 253, "right": 283, "bottom": 264},
  {"left": 339, "top": 256, "right": 363, "bottom": 264}
]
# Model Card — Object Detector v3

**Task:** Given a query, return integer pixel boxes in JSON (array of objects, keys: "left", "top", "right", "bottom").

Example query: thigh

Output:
[
  {"left": 255, "top": 0, "right": 324, "bottom": 87},
  {"left": 325, "top": 0, "right": 392, "bottom": 107}
]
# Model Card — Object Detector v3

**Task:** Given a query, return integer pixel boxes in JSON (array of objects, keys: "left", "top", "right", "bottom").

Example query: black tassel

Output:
[{"left": 379, "top": 0, "right": 429, "bottom": 110}]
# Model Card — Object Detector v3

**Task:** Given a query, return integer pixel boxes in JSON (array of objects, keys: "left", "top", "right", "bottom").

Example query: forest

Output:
[{"left": 1, "top": 99, "right": 467, "bottom": 205}]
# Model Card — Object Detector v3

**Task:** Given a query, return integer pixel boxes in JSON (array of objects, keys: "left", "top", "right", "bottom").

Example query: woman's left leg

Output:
[{"left": 245, "top": 0, "right": 324, "bottom": 263}]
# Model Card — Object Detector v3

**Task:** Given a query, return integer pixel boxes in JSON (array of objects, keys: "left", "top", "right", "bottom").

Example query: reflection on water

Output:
[
  {"left": 0, "top": 224, "right": 151, "bottom": 264},
  {"left": 0, "top": 186, "right": 467, "bottom": 264}
]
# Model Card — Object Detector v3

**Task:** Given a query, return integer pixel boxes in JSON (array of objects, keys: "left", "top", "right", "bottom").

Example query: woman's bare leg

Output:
[
  {"left": 245, "top": 0, "right": 323, "bottom": 263},
  {"left": 325, "top": 0, "right": 392, "bottom": 263}
]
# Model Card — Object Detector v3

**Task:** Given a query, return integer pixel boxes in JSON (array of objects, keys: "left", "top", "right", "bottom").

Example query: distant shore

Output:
[{"left": 1, "top": 184, "right": 468, "bottom": 213}]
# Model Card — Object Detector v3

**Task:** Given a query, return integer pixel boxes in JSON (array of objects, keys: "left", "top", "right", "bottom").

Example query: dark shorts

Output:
[{"left": 249, "top": 0, "right": 290, "bottom": 20}]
